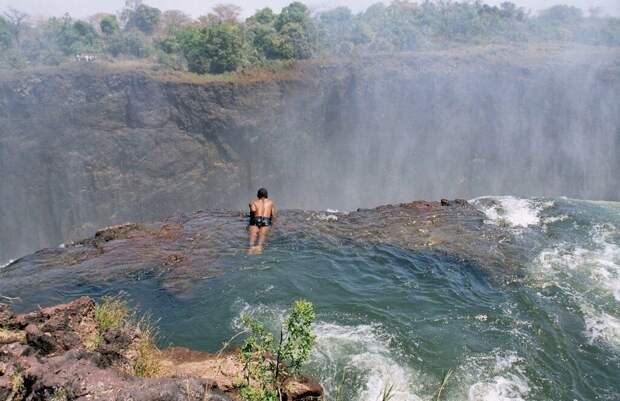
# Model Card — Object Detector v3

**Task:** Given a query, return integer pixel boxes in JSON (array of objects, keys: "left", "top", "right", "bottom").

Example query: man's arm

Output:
[{"left": 271, "top": 203, "right": 277, "bottom": 219}]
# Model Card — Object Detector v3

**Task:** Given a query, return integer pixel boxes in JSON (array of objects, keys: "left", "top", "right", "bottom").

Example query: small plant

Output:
[
  {"left": 334, "top": 368, "right": 348, "bottom": 401},
  {"left": 378, "top": 382, "right": 395, "bottom": 401},
  {"left": 434, "top": 368, "right": 454, "bottom": 401},
  {"left": 84, "top": 296, "right": 130, "bottom": 351},
  {"left": 132, "top": 317, "right": 161, "bottom": 378},
  {"left": 49, "top": 387, "right": 71, "bottom": 401},
  {"left": 89, "top": 297, "right": 161, "bottom": 378},
  {"left": 0, "top": 327, "right": 26, "bottom": 344},
  {"left": 7, "top": 371, "right": 25, "bottom": 401},
  {"left": 238, "top": 386, "right": 278, "bottom": 401},
  {"left": 239, "top": 299, "right": 316, "bottom": 400},
  {"left": 94, "top": 296, "right": 129, "bottom": 332}
]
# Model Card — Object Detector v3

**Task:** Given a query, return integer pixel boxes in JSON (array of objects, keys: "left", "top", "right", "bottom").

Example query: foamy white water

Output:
[
  {"left": 471, "top": 196, "right": 550, "bottom": 228},
  {"left": 459, "top": 352, "right": 530, "bottom": 401},
  {"left": 530, "top": 223, "right": 620, "bottom": 348},
  {"left": 583, "top": 308, "right": 620, "bottom": 348},
  {"left": 311, "top": 322, "right": 423, "bottom": 401},
  {"left": 0, "top": 259, "right": 14, "bottom": 269}
]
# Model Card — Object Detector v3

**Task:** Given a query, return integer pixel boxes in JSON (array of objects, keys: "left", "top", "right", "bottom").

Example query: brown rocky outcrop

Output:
[{"left": 0, "top": 298, "right": 323, "bottom": 401}]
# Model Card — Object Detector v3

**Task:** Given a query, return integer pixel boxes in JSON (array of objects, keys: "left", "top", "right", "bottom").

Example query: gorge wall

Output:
[{"left": 1, "top": 45, "right": 619, "bottom": 261}]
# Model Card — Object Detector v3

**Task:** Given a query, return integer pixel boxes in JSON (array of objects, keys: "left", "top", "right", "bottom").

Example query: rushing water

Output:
[{"left": 1, "top": 197, "right": 619, "bottom": 401}]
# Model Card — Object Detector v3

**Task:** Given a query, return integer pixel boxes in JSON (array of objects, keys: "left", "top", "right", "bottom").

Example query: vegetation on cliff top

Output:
[{"left": 0, "top": 0, "right": 618, "bottom": 74}]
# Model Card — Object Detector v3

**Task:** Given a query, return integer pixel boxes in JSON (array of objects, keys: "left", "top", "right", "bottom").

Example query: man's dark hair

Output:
[{"left": 257, "top": 188, "right": 268, "bottom": 199}]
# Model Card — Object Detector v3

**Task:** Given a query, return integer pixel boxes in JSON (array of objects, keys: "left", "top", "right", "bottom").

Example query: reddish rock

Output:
[
  {"left": 0, "top": 298, "right": 233, "bottom": 401},
  {"left": 284, "top": 376, "right": 324, "bottom": 401}
]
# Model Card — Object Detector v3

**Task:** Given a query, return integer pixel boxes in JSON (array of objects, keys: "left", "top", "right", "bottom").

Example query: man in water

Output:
[{"left": 248, "top": 188, "right": 276, "bottom": 254}]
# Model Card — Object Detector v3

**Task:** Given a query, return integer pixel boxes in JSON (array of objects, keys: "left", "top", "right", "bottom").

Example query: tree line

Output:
[{"left": 1, "top": 0, "right": 618, "bottom": 74}]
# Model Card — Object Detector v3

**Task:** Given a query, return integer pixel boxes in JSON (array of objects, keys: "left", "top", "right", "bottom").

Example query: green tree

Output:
[
  {"left": 176, "top": 26, "right": 205, "bottom": 72},
  {"left": 100, "top": 15, "right": 119, "bottom": 35},
  {"left": 276, "top": 2, "right": 311, "bottom": 31},
  {"left": 46, "top": 14, "right": 100, "bottom": 55},
  {"left": 107, "top": 30, "right": 151, "bottom": 57},
  {"left": 126, "top": 3, "right": 162, "bottom": 34},
  {"left": 3, "top": 8, "right": 28, "bottom": 45},
  {"left": 248, "top": 7, "right": 276, "bottom": 26},
  {"left": 202, "top": 21, "right": 246, "bottom": 73},
  {"left": 318, "top": 6, "right": 355, "bottom": 49},
  {"left": 246, "top": 8, "right": 278, "bottom": 60},
  {"left": 177, "top": 21, "right": 246, "bottom": 74},
  {"left": 0, "top": 16, "right": 12, "bottom": 48},
  {"left": 273, "top": 22, "right": 313, "bottom": 59}
]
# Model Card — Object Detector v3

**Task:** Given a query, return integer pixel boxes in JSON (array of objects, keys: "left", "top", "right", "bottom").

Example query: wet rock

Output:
[
  {"left": 441, "top": 198, "right": 470, "bottom": 207},
  {"left": 93, "top": 223, "right": 144, "bottom": 243},
  {"left": 284, "top": 376, "right": 323, "bottom": 401}
]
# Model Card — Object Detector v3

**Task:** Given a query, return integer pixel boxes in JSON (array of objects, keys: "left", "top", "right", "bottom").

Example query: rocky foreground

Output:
[{"left": 0, "top": 297, "right": 322, "bottom": 401}]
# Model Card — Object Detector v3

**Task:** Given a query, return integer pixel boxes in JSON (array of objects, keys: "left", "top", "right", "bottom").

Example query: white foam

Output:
[
  {"left": 468, "top": 375, "right": 530, "bottom": 401},
  {"left": 471, "top": 196, "right": 549, "bottom": 228},
  {"left": 312, "top": 322, "right": 422, "bottom": 401},
  {"left": 231, "top": 301, "right": 286, "bottom": 332},
  {"left": 0, "top": 259, "right": 14, "bottom": 269},
  {"left": 316, "top": 213, "right": 338, "bottom": 222},
  {"left": 461, "top": 352, "right": 530, "bottom": 401},
  {"left": 583, "top": 309, "right": 620, "bottom": 348},
  {"left": 534, "top": 225, "right": 620, "bottom": 302},
  {"left": 531, "top": 224, "right": 620, "bottom": 348}
]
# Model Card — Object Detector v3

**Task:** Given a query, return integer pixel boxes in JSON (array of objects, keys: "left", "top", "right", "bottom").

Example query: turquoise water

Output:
[{"left": 1, "top": 197, "right": 619, "bottom": 400}]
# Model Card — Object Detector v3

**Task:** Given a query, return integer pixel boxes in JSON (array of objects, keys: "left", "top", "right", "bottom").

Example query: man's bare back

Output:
[
  {"left": 248, "top": 188, "right": 276, "bottom": 254},
  {"left": 250, "top": 198, "right": 275, "bottom": 219}
]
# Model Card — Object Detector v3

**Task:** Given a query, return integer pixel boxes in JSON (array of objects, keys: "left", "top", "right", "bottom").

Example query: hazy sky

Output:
[{"left": 0, "top": 0, "right": 618, "bottom": 19}]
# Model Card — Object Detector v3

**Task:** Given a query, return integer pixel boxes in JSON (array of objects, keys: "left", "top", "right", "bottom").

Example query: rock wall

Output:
[{"left": 1, "top": 45, "right": 619, "bottom": 261}]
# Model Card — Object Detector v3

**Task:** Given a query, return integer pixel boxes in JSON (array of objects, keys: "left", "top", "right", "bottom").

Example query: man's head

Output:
[{"left": 257, "top": 188, "right": 268, "bottom": 199}]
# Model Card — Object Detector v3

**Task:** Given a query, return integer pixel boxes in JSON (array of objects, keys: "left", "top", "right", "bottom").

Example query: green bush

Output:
[
  {"left": 100, "top": 15, "right": 119, "bottom": 35},
  {"left": 125, "top": 4, "right": 162, "bottom": 35},
  {"left": 239, "top": 300, "right": 316, "bottom": 400},
  {"left": 107, "top": 30, "right": 152, "bottom": 58},
  {"left": 45, "top": 14, "right": 101, "bottom": 55},
  {"left": 176, "top": 21, "right": 246, "bottom": 74}
]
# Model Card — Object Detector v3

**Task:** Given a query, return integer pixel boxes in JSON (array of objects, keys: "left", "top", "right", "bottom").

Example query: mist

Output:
[
  {"left": 0, "top": 0, "right": 619, "bottom": 262},
  {"left": 1, "top": 0, "right": 619, "bottom": 18}
]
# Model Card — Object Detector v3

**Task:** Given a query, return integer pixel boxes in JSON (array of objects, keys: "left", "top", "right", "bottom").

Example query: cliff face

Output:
[{"left": 1, "top": 45, "right": 619, "bottom": 261}]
